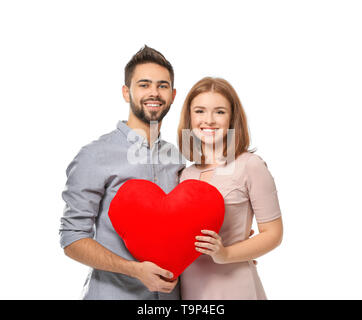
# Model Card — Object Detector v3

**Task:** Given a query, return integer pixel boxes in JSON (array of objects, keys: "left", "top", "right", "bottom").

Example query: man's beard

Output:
[{"left": 129, "top": 95, "right": 171, "bottom": 125}]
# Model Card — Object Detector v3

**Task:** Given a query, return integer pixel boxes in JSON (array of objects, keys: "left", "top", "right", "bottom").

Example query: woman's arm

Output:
[
  {"left": 224, "top": 217, "right": 283, "bottom": 263},
  {"left": 195, "top": 217, "right": 283, "bottom": 264}
]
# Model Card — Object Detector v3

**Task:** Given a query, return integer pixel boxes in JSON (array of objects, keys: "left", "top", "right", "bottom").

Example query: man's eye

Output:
[
  {"left": 139, "top": 84, "right": 148, "bottom": 88},
  {"left": 159, "top": 85, "right": 169, "bottom": 89}
]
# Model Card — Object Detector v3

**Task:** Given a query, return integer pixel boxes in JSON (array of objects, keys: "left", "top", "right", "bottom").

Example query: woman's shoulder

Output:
[
  {"left": 236, "top": 152, "right": 276, "bottom": 186},
  {"left": 220, "top": 151, "right": 268, "bottom": 180},
  {"left": 183, "top": 163, "right": 197, "bottom": 172},
  {"left": 235, "top": 151, "right": 267, "bottom": 168},
  {"left": 229, "top": 151, "right": 261, "bottom": 170},
  {"left": 179, "top": 164, "right": 197, "bottom": 181}
]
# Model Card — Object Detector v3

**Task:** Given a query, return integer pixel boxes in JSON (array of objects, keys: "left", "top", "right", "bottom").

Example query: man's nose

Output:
[{"left": 148, "top": 84, "right": 160, "bottom": 97}]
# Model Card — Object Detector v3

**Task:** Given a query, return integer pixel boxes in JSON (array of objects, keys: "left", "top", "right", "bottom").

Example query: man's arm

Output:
[
  {"left": 60, "top": 147, "right": 176, "bottom": 293},
  {"left": 64, "top": 238, "right": 136, "bottom": 276},
  {"left": 64, "top": 238, "right": 177, "bottom": 293}
]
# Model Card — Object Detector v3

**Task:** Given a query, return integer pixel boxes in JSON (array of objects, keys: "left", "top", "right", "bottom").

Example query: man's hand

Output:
[{"left": 134, "top": 261, "right": 178, "bottom": 293}]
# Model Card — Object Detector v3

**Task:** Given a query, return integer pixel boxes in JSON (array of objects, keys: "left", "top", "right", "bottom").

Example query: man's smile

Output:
[{"left": 143, "top": 99, "right": 164, "bottom": 111}]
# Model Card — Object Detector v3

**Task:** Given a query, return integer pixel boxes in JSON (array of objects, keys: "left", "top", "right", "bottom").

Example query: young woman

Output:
[{"left": 177, "top": 77, "right": 283, "bottom": 300}]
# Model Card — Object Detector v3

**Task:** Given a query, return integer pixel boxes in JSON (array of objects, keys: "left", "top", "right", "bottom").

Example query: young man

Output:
[{"left": 59, "top": 46, "right": 184, "bottom": 300}]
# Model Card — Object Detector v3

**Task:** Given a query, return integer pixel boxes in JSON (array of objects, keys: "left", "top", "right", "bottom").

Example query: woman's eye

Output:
[
  {"left": 195, "top": 110, "right": 204, "bottom": 113},
  {"left": 217, "top": 111, "right": 225, "bottom": 114}
]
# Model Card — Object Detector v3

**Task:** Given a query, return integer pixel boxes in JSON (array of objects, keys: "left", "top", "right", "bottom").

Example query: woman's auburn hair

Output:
[{"left": 177, "top": 77, "right": 254, "bottom": 163}]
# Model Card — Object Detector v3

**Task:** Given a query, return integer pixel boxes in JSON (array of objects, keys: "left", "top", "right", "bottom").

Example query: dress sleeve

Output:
[
  {"left": 59, "top": 146, "right": 105, "bottom": 249},
  {"left": 245, "top": 154, "right": 282, "bottom": 223}
]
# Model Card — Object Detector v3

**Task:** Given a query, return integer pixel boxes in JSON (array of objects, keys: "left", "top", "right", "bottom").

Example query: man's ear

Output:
[
  {"left": 122, "top": 85, "right": 130, "bottom": 102},
  {"left": 172, "top": 88, "right": 176, "bottom": 103}
]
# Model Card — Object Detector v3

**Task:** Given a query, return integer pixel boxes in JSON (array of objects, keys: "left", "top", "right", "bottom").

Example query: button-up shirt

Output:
[{"left": 60, "top": 120, "right": 185, "bottom": 300}]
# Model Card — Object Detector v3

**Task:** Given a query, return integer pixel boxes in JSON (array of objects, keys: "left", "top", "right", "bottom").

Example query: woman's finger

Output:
[
  {"left": 195, "top": 242, "right": 215, "bottom": 251},
  {"left": 195, "top": 236, "right": 217, "bottom": 244},
  {"left": 195, "top": 247, "right": 213, "bottom": 255},
  {"left": 201, "top": 230, "right": 220, "bottom": 239}
]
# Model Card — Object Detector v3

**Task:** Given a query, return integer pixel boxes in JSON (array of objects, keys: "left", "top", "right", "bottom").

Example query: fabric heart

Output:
[{"left": 108, "top": 179, "right": 225, "bottom": 280}]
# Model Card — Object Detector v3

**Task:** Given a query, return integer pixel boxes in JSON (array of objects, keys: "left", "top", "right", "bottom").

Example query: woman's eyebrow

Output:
[{"left": 192, "top": 106, "right": 227, "bottom": 109}]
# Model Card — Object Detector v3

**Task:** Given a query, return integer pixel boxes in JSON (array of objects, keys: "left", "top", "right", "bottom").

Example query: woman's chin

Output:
[{"left": 201, "top": 136, "right": 224, "bottom": 146}]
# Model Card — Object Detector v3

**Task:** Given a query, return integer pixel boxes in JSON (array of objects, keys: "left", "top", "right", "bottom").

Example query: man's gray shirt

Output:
[{"left": 60, "top": 120, "right": 185, "bottom": 300}]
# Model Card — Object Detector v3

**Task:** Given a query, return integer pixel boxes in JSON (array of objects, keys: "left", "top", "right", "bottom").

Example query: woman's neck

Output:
[{"left": 198, "top": 143, "right": 225, "bottom": 168}]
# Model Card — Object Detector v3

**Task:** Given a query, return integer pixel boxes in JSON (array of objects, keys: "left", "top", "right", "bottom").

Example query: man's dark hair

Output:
[{"left": 124, "top": 45, "right": 174, "bottom": 88}]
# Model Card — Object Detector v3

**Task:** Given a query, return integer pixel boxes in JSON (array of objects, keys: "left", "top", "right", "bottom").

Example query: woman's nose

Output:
[{"left": 204, "top": 112, "right": 216, "bottom": 125}]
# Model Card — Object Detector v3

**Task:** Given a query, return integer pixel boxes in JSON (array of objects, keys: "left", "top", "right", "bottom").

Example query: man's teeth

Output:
[{"left": 145, "top": 103, "right": 161, "bottom": 107}]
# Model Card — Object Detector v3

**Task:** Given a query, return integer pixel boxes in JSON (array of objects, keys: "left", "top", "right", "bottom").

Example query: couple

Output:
[{"left": 59, "top": 45, "right": 283, "bottom": 300}]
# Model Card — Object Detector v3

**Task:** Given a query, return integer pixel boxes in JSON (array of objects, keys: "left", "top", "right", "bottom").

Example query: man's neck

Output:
[{"left": 127, "top": 113, "right": 162, "bottom": 148}]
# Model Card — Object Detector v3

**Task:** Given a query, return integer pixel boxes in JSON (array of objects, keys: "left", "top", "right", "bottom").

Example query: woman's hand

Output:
[
  {"left": 195, "top": 229, "right": 258, "bottom": 265},
  {"left": 195, "top": 230, "right": 229, "bottom": 264}
]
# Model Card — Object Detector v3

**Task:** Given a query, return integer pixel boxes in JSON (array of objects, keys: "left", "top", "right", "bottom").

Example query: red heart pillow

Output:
[{"left": 108, "top": 179, "right": 225, "bottom": 280}]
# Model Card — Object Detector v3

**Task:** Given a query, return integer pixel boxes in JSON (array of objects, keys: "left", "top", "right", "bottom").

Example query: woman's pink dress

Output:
[{"left": 180, "top": 152, "right": 282, "bottom": 300}]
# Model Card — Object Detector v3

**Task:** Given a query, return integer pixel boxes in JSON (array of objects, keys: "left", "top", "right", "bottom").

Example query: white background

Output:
[{"left": 0, "top": 0, "right": 361, "bottom": 299}]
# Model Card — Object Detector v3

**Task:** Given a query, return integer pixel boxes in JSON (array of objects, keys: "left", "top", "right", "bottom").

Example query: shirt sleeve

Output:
[
  {"left": 245, "top": 154, "right": 282, "bottom": 223},
  {"left": 59, "top": 146, "right": 105, "bottom": 249}
]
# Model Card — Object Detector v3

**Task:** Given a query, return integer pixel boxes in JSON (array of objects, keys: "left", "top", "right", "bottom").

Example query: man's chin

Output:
[
  {"left": 143, "top": 111, "right": 162, "bottom": 123},
  {"left": 130, "top": 103, "right": 170, "bottom": 125},
  {"left": 138, "top": 115, "right": 162, "bottom": 125},
  {"left": 144, "top": 107, "right": 170, "bottom": 123}
]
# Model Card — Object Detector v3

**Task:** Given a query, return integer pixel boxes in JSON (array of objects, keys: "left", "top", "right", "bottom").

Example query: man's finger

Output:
[
  {"left": 156, "top": 267, "right": 174, "bottom": 279},
  {"left": 159, "top": 277, "right": 178, "bottom": 292},
  {"left": 160, "top": 275, "right": 176, "bottom": 282}
]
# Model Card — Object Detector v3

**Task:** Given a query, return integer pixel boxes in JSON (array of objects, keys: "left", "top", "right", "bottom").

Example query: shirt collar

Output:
[{"left": 116, "top": 120, "right": 162, "bottom": 147}]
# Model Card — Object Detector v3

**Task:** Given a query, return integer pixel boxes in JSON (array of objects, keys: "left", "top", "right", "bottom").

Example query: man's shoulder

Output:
[
  {"left": 90, "top": 128, "right": 122, "bottom": 147},
  {"left": 81, "top": 128, "right": 123, "bottom": 152},
  {"left": 70, "top": 128, "right": 124, "bottom": 166}
]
